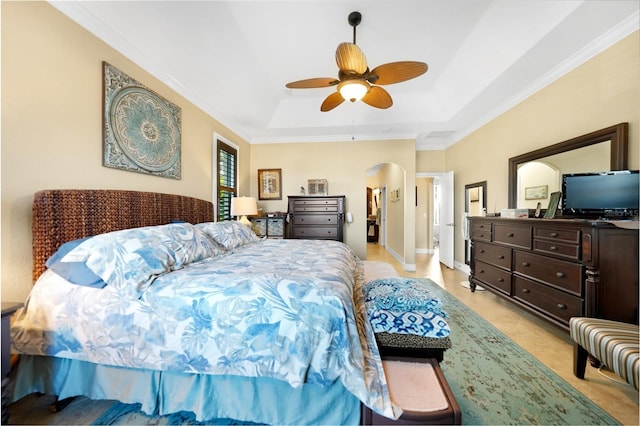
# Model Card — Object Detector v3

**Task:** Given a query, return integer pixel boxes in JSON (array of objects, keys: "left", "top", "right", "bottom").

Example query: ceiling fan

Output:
[{"left": 285, "top": 11, "right": 428, "bottom": 112}]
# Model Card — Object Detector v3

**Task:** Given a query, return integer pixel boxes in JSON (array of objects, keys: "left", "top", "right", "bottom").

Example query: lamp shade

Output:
[
  {"left": 231, "top": 196, "right": 258, "bottom": 216},
  {"left": 231, "top": 196, "right": 258, "bottom": 226}
]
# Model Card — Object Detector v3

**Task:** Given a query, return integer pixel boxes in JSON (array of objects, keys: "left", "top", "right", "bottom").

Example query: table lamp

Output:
[{"left": 230, "top": 196, "right": 258, "bottom": 226}]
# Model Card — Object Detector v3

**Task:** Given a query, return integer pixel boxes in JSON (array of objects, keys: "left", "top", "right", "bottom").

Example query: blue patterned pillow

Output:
[
  {"left": 195, "top": 220, "right": 260, "bottom": 250},
  {"left": 364, "top": 278, "right": 450, "bottom": 338},
  {"left": 59, "top": 223, "right": 225, "bottom": 297}
]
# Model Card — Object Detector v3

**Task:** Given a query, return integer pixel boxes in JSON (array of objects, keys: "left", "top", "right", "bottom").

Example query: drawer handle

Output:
[
  {"left": 498, "top": 278, "right": 504, "bottom": 282},
  {"left": 480, "top": 225, "right": 485, "bottom": 229},
  {"left": 556, "top": 272, "right": 566, "bottom": 278},
  {"left": 521, "top": 262, "right": 530, "bottom": 267},
  {"left": 300, "top": 218, "right": 304, "bottom": 222},
  {"left": 550, "top": 232, "right": 559, "bottom": 237},
  {"left": 479, "top": 234, "right": 485, "bottom": 238},
  {"left": 479, "top": 249, "right": 485, "bottom": 253},
  {"left": 557, "top": 303, "right": 567, "bottom": 310},
  {"left": 507, "top": 233, "right": 514, "bottom": 237},
  {"left": 498, "top": 255, "right": 504, "bottom": 259},
  {"left": 479, "top": 269, "right": 485, "bottom": 273},
  {"left": 550, "top": 246, "right": 557, "bottom": 251},
  {"left": 522, "top": 288, "right": 530, "bottom": 293}
]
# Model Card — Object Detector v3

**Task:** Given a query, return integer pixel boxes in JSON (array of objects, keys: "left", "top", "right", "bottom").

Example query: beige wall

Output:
[
  {"left": 1, "top": 2, "right": 250, "bottom": 301},
  {"left": 249, "top": 140, "right": 416, "bottom": 264},
  {"left": 440, "top": 31, "right": 639, "bottom": 267}
]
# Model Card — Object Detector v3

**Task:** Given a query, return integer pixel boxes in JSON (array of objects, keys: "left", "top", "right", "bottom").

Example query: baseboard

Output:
[
  {"left": 385, "top": 246, "right": 416, "bottom": 271},
  {"left": 416, "top": 248, "right": 435, "bottom": 254}
]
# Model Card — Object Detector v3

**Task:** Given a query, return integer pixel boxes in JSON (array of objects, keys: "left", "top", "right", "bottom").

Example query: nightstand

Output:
[{"left": 2, "top": 302, "right": 23, "bottom": 423}]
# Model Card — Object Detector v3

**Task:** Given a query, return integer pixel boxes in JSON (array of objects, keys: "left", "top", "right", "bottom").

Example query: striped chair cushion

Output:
[{"left": 569, "top": 317, "right": 639, "bottom": 390}]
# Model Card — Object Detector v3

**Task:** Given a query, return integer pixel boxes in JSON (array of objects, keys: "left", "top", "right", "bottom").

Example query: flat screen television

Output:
[{"left": 561, "top": 170, "right": 639, "bottom": 219}]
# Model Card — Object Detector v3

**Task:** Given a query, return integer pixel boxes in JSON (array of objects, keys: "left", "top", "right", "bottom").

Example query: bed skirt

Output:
[{"left": 12, "top": 355, "right": 361, "bottom": 425}]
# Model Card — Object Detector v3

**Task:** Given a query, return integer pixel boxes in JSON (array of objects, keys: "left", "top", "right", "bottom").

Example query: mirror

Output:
[
  {"left": 508, "top": 123, "right": 628, "bottom": 209},
  {"left": 464, "top": 180, "right": 487, "bottom": 264}
]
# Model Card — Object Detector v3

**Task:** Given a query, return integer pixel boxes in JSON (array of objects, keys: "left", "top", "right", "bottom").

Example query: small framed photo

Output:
[
  {"left": 544, "top": 191, "right": 562, "bottom": 219},
  {"left": 258, "top": 169, "right": 282, "bottom": 200},
  {"left": 308, "top": 179, "right": 328, "bottom": 196},
  {"left": 525, "top": 185, "right": 548, "bottom": 200}
]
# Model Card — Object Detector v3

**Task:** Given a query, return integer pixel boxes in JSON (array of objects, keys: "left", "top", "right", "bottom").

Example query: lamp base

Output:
[{"left": 238, "top": 216, "right": 252, "bottom": 227}]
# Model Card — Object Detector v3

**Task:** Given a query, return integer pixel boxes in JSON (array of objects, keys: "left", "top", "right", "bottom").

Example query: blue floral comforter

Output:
[{"left": 12, "top": 235, "right": 398, "bottom": 419}]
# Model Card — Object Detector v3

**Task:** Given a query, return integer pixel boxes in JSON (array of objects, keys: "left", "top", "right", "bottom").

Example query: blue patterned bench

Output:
[
  {"left": 569, "top": 317, "right": 639, "bottom": 390},
  {"left": 363, "top": 276, "right": 452, "bottom": 361}
]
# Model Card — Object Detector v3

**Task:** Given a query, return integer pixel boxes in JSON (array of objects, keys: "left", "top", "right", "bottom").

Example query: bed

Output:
[{"left": 11, "top": 189, "right": 403, "bottom": 425}]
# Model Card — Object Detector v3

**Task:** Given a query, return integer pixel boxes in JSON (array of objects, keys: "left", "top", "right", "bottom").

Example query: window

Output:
[{"left": 217, "top": 139, "right": 237, "bottom": 221}]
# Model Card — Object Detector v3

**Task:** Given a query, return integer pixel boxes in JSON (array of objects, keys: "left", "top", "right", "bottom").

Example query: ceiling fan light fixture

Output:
[{"left": 339, "top": 80, "right": 369, "bottom": 102}]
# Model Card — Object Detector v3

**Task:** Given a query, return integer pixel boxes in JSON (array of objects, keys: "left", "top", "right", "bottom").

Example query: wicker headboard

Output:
[{"left": 32, "top": 189, "right": 214, "bottom": 282}]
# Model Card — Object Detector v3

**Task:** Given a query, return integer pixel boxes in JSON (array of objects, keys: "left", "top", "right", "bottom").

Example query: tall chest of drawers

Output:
[
  {"left": 287, "top": 196, "right": 345, "bottom": 242},
  {"left": 469, "top": 217, "right": 638, "bottom": 329}
]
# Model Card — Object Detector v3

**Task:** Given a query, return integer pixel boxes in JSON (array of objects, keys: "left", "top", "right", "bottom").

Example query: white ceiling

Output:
[{"left": 51, "top": 1, "right": 638, "bottom": 150}]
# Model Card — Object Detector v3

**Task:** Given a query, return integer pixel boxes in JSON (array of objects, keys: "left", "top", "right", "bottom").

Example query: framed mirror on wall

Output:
[
  {"left": 464, "top": 181, "right": 487, "bottom": 265},
  {"left": 508, "top": 123, "right": 628, "bottom": 209}
]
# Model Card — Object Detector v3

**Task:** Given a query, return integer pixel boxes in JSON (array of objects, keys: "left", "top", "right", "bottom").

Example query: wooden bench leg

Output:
[{"left": 573, "top": 342, "right": 588, "bottom": 379}]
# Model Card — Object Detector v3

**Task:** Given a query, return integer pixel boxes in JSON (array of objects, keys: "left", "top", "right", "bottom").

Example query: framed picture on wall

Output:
[
  {"left": 258, "top": 169, "right": 282, "bottom": 200},
  {"left": 525, "top": 185, "right": 548, "bottom": 200}
]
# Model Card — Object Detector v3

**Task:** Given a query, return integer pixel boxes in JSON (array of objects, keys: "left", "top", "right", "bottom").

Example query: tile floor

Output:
[{"left": 366, "top": 243, "right": 639, "bottom": 425}]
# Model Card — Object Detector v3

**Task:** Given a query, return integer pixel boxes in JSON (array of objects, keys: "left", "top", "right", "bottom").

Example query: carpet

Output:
[{"left": 86, "top": 278, "right": 618, "bottom": 425}]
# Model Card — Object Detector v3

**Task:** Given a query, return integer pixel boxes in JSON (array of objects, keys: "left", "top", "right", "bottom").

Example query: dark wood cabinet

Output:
[
  {"left": 469, "top": 217, "right": 639, "bottom": 330},
  {"left": 287, "top": 196, "right": 345, "bottom": 242}
]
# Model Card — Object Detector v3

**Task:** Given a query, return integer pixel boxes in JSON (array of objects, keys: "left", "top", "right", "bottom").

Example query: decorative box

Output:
[{"left": 500, "top": 208, "right": 529, "bottom": 218}]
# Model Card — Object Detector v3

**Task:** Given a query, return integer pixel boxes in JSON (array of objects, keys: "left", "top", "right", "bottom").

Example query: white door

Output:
[{"left": 438, "top": 171, "right": 455, "bottom": 269}]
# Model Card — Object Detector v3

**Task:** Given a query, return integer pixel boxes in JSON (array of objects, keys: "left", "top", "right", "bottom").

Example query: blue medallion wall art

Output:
[{"left": 103, "top": 62, "right": 182, "bottom": 179}]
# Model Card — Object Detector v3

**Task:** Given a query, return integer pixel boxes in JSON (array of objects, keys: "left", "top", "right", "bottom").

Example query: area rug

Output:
[{"left": 90, "top": 278, "right": 618, "bottom": 425}]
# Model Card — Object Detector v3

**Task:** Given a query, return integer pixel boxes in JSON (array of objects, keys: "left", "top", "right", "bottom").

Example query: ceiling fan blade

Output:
[
  {"left": 361, "top": 86, "right": 393, "bottom": 109},
  {"left": 286, "top": 78, "right": 339, "bottom": 89},
  {"left": 335, "top": 42, "right": 368, "bottom": 74},
  {"left": 320, "top": 92, "right": 345, "bottom": 112},
  {"left": 368, "top": 61, "right": 428, "bottom": 85}
]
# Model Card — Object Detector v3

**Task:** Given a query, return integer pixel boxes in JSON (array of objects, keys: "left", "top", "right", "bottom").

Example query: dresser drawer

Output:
[
  {"left": 533, "top": 226, "right": 581, "bottom": 244},
  {"left": 471, "top": 223, "right": 492, "bottom": 242},
  {"left": 513, "top": 276, "right": 583, "bottom": 325},
  {"left": 474, "top": 260, "right": 512, "bottom": 295},
  {"left": 291, "top": 226, "right": 338, "bottom": 239},
  {"left": 474, "top": 241, "right": 511, "bottom": 269},
  {"left": 292, "top": 214, "right": 339, "bottom": 226},
  {"left": 513, "top": 251, "right": 582, "bottom": 295},
  {"left": 533, "top": 240, "right": 580, "bottom": 260},
  {"left": 493, "top": 224, "right": 532, "bottom": 249},
  {"left": 291, "top": 198, "right": 340, "bottom": 213}
]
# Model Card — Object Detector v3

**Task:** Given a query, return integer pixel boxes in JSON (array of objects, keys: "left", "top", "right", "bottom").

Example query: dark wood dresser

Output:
[
  {"left": 287, "top": 195, "right": 345, "bottom": 242},
  {"left": 469, "top": 217, "right": 639, "bottom": 330}
]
